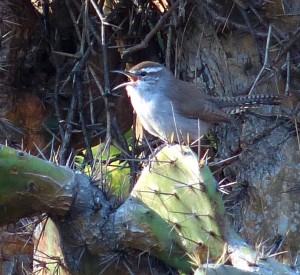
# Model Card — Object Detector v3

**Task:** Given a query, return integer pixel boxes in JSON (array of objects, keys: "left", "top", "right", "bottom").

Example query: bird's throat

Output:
[{"left": 126, "top": 85, "right": 136, "bottom": 98}]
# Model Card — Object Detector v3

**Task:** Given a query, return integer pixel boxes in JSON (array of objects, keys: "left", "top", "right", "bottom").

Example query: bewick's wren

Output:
[{"left": 113, "top": 61, "right": 280, "bottom": 142}]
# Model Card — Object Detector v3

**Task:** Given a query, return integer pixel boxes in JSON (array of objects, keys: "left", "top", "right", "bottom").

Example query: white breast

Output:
[
  {"left": 127, "top": 85, "right": 162, "bottom": 137},
  {"left": 126, "top": 85, "right": 211, "bottom": 142}
]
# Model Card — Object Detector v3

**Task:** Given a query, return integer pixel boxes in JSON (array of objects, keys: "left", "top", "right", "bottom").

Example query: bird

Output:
[{"left": 113, "top": 61, "right": 280, "bottom": 143}]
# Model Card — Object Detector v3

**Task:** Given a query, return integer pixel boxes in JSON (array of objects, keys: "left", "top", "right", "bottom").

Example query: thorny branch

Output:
[
  {"left": 37, "top": 0, "right": 300, "bottom": 170},
  {"left": 207, "top": 1, "right": 300, "bottom": 98},
  {"left": 122, "top": 0, "right": 181, "bottom": 57},
  {"left": 57, "top": 48, "right": 92, "bottom": 165},
  {"left": 90, "top": 0, "right": 137, "bottom": 184}
]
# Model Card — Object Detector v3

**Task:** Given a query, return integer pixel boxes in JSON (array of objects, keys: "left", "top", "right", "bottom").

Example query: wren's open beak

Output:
[{"left": 111, "top": 70, "right": 138, "bottom": 91}]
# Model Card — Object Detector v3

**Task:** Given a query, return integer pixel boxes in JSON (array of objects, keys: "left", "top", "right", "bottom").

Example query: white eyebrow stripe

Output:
[
  {"left": 132, "top": 66, "right": 164, "bottom": 73},
  {"left": 144, "top": 66, "right": 164, "bottom": 73}
]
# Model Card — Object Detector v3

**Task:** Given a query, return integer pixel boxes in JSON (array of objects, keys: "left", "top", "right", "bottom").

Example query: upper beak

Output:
[{"left": 111, "top": 70, "right": 138, "bottom": 91}]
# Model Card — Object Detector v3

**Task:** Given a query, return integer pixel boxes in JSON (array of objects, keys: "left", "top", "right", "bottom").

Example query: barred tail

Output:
[{"left": 213, "top": 94, "right": 281, "bottom": 108}]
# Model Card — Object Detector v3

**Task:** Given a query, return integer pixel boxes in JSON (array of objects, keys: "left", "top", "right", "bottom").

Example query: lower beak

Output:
[
  {"left": 112, "top": 81, "right": 132, "bottom": 91},
  {"left": 111, "top": 70, "right": 138, "bottom": 91}
]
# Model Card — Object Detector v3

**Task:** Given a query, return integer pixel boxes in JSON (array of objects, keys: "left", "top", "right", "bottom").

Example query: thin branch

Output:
[
  {"left": 248, "top": 25, "right": 272, "bottom": 95},
  {"left": 90, "top": 0, "right": 112, "bottom": 95},
  {"left": 165, "top": 20, "right": 173, "bottom": 70},
  {"left": 122, "top": 0, "right": 181, "bottom": 57},
  {"left": 58, "top": 74, "right": 78, "bottom": 165},
  {"left": 285, "top": 51, "right": 291, "bottom": 96},
  {"left": 77, "top": 70, "right": 93, "bottom": 164},
  {"left": 64, "top": 0, "right": 82, "bottom": 43},
  {"left": 295, "top": 118, "right": 300, "bottom": 153},
  {"left": 274, "top": 26, "right": 300, "bottom": 64},
  {"left": 237, "top": 5, "right": 264, "bottom": 62}
]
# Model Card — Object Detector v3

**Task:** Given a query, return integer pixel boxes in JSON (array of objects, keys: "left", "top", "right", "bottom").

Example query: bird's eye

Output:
[{"left": 140, "top": 71, "right": 147, "bottom": 77}]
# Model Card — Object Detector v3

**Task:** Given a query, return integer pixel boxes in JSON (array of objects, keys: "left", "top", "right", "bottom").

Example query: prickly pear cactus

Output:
[
  {"left": 123, "top": 145, "right": 295, "bottom": 274},
  {"left": 131, "top": 144, "right": 226, "bottom": 262}
]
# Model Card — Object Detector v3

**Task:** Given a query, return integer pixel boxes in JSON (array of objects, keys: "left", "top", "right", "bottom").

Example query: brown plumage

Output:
[{"left": 113, "top": 61, "right": 280, "bottom": 142}]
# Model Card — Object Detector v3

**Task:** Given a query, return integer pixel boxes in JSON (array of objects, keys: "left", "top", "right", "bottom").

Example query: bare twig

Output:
[
  {"left": 77, "top": 70, "right": 93, "bottom": 164},
  {"left": 33, "top": 142, "right": 47, "bottom": 161},
  {"left": 274, "top": 26, "right": 300, "bottom": 64},
  {"left": 237, "top": 5, "right": 264, "bottom": 61},
  {"left": 90, "top": 0, "right": 139, "bottom": 184},
  {"left": 221, "top": 2, "right": 235, "bottom": 33},
  {"left": 204, "top": 3, "right": 262, "bottom": 36},
  {"left": 177, "top": 5, "right": 195, "bottom": 69},
  {"left": 122, "top": 0, "right": 181, "bottom": 57},
  {"left": 40, "top": 0, "right": 50, "bottom": 40},
  {"left": 88, "top": 64, "right": 112, "bottom": 176},
  {"left": 58, "top": 75, "right": 78, "bottom": 165},
  {"left": 88, "top": 66, "right": 107, "bottom": 116},
  {"left": 285, "top": 51, "right": 291, "bottom": 96},
  {"left": 248, "top": 4, "right": 284, "bottom": 42},
  {"left": 64, "top": 0, "right": 82, "bottom": 44},
  {"left": 53, "top": 68, "right": 65, "bottom": 142},
  {"left": 248, "top": 25, "right": 272, "bottom": 95},
  {"left": 165, "top": 20, "right": 173, "bottom": 69},
  {"left": 295, "top": 118, "right": 300, "bottom": 153},
  {"left": 52, "top": 51, "right": 81, "bottom": 59},
  {"left": 90, "top": 0, "right": 111, "bottom": 95},
  {"left": 90, "top": 1, "right": 113, "bottom": 182}
]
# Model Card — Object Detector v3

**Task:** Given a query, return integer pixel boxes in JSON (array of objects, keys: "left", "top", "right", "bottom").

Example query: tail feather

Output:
[{"left": 212, "top": 94, "right": 281, "bottom": 109}]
